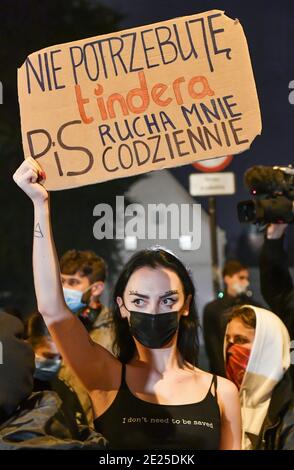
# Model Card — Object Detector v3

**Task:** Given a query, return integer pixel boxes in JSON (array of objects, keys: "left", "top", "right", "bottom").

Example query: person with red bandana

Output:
[{"left": 224, "top": 305, "right": 294, "bottom": 450}]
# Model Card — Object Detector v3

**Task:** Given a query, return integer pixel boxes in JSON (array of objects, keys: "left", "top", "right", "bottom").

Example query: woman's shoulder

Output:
[
  {"left": 187, "top": 365, "right": 239, "bottom": 397},
  {"left": 213, "top": 375, "right": 240, "bottom": 418},
  {"left": 215, "top": 375, "right": 239, "bottom": 396}
]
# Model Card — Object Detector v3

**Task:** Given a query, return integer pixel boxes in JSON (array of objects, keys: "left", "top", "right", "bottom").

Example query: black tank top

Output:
[{"left": 94, "top": 364, "right": 221, "bottom": 450}]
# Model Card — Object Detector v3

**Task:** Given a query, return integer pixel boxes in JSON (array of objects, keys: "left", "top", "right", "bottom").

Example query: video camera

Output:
[{"left": 237, "top": 165, "right": 294, "bottom": 224}]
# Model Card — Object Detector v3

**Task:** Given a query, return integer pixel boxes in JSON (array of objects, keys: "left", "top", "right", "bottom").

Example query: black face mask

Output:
[{"left": 128, "top": 308, "right": 180, "bottom": 349}]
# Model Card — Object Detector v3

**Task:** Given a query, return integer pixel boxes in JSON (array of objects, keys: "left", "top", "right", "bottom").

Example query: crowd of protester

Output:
[{"left": 0, "top": 157, "right": 293, "bottom": 450}]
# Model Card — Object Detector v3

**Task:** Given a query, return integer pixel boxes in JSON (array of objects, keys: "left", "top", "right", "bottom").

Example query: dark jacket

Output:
[
  {"left": 33, "top": 375, "right": 89, "bottom": 427},
  {"left": 260, "top": 236, "right": 294, "bottom": 386},
  {"left": 203, "top": 293, "right": 261, "bottom": 376},
  {"left": 260, "top": 236, "right": 294, "bottom": 341},
  {"left": 256, "top": 372, "right": 294, "bottom": 450},
  {"left": 0, "top": 390, "right": 108, "bottom": 450}
]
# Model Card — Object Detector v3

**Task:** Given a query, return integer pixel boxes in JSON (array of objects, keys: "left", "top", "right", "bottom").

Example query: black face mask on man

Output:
[{"left": 122, "top": 301, "right": 183, "bottom": 349}]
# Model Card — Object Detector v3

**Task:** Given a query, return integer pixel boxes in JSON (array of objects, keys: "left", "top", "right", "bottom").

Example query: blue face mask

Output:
[
  {"left": 34, "top": 356, "right": 62, "bottom": 382},
  {"left": 63, "top": 287, "right": 87, "bottom": 313}
]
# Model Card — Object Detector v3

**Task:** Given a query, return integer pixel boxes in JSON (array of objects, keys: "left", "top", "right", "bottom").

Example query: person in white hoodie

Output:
[{"left": 224, "top": 305, "right": 294, "bottom": 450}]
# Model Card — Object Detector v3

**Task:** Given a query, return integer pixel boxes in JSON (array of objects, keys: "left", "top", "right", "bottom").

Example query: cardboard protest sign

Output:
[{"left": 18, "top": 9, "right": 261, "bottom": 190}]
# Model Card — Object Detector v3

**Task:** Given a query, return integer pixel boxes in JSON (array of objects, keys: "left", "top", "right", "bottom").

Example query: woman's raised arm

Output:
[{"left": 13, "top": 157, "right": 118, "bottom": 392}]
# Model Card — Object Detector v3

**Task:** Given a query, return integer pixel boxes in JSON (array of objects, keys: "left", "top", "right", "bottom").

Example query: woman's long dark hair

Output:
[{"left": 112, "top": 248, "right": 199, "bottom": 366}]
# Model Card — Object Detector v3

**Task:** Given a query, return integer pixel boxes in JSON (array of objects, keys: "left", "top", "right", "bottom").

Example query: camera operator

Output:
[
  {"left": 259, "top": 223, "right": 294, "bottom": 385},
  {"left": 238, "top": 165, "right": 294, "bottom": 384}
]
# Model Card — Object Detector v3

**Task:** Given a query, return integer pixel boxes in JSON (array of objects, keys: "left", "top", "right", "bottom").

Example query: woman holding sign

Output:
[{"left": 13, "top": 157, "right": 241, "bottom": 450}]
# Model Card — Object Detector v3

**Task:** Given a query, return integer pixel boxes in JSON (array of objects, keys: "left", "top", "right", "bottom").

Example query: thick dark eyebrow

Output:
[
  {"left": 129, "top": 291, "right": 149, "bottom": 299},
  {"left": 129, "top": 290, "right": 179, "bottom": 299},
  {"left": 160, "top": 290, "right": 179, "bottom": 299}
]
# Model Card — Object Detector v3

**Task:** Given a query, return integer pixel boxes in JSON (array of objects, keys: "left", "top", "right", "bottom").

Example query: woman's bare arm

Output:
[
  {"left": 13, "top": 157, "right": 118, "bottom": 392},
  {"left": 217, "top": 377, "right": 242, "bottom": 450}
]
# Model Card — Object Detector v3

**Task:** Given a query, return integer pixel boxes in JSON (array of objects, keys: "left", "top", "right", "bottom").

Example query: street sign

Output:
[
  {"left": 189, "top": 172, "right": 235, "bottom": 196},
  {"left": 192, "top": 155, "right": 233, "bottom": 172}
]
